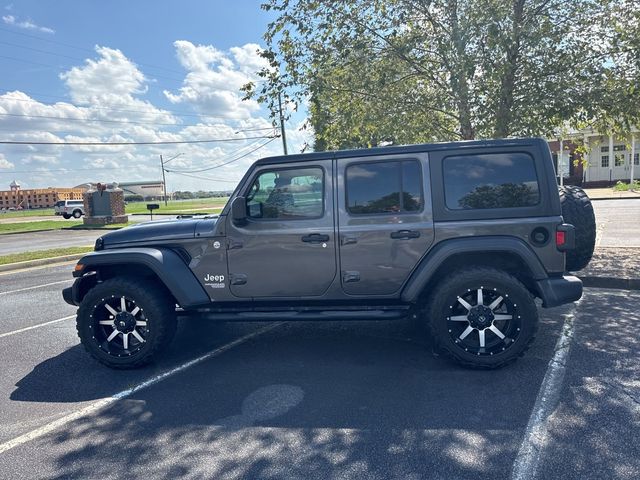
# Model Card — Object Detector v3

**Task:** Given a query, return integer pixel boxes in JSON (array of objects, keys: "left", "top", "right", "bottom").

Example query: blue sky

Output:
[{"left": 0, "top": 1, "right": 310, "bottom": 191}]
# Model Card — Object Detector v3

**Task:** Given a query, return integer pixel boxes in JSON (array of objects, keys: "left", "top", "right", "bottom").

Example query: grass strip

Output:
[
  {"left": 0, "top": 246, "right": 93, "bottom": 266},
  {"left": 0, "top": 220, "right": 82, "bottom": 234}
]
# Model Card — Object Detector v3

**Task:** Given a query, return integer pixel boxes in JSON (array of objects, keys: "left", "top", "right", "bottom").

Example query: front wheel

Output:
[
  {"left": 426, "top": 267, "right": 538, "bottom": 368},
  {"left": 72, "top": 209, "right": 82, "bottom": 218},
  {"left": 76, "top": 277, "right": 177, "bottom": 369}
]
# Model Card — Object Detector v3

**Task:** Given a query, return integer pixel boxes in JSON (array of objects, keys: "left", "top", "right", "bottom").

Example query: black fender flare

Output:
[
  {"left": 401, "top": 236, "right": 548, "bottom": 302},
  {"left": 71, "top": 247, "right": 209, "bottom": 308}
]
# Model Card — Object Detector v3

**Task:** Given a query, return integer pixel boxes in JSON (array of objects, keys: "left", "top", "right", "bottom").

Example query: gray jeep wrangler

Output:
[{"left": 63, "top": 138, "right": 594, "bottom": 369}]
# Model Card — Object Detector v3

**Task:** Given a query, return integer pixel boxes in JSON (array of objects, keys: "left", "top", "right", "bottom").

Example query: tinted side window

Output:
[
  {"left": 443, "top": 153, "right": 539, "bottom": 210},
  {"left": 346, "top": 160, "right": 423, "bottom": 215},
  {"left": 246, "top": 167, "right": 323, "bottom": 220}
]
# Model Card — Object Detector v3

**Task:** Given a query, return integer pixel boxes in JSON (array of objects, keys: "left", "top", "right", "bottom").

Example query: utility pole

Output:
[
  {"left": 160, "top": 153, "right": 184, "bottom": 206},
  {"left": 278, "top": 91, "right": 288, "bottom": 155},
  {"left": 160, "top": 154, "right": 168, "bottom": 206}
]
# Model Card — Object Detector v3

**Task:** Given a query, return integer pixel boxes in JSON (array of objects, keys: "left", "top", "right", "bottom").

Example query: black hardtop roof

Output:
[{"left": 255, "top": 137, "right": 546, "bottom": 166}]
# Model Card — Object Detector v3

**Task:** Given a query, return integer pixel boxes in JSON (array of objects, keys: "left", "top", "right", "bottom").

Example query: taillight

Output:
[{"left": 556, "top": 230, "right": 566, "bottom": 247}]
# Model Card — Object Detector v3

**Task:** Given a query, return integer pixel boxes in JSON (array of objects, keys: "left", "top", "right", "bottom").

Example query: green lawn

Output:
[
  {"left": 0, "top": 197, "right": 229, "bottom": 219},
  {"left": 125, "top": 197, "right": 229, "bottom": 214},
  {"left": 0, "top": 208, "right": 55, "bottom": 218},
  {"left": 0, "top": 220, "right": 82, "bottom": 234},
  {"left": 0, "top": 246, "right": 93, "bottom": 266}
]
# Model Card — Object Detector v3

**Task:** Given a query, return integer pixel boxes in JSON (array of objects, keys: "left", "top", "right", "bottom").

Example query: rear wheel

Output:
[
  {"left": 76, "top": 277, "right": 177, "bottom": 369},
  {"left": 62, "top": 213, "right": 71, "bottom": 219},
  {"left": 426, "top": 267, "right": 538, "bottom": 368}
]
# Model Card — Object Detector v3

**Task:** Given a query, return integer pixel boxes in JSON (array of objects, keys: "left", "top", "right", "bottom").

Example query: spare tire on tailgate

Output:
[{"left": 558, "top": 185, "right": 596, "bottom": 271}]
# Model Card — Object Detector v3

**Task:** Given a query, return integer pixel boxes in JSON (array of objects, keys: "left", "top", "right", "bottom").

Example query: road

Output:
[
  {"left": 0, "top": 264, "right": 638, "bottom": 479},
  {"left": 592, "top": 199, "right": 640, "bottom": 248}
]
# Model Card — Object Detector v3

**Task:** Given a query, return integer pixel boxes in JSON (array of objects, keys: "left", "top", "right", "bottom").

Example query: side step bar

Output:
[{"left": 179, "top": 308, "right": 411, "bottom": 322}]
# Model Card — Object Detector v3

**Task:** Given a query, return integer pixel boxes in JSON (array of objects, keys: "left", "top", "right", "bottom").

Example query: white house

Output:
[{"left": 552, "top": 127, "right": 639, "bottom": 185}]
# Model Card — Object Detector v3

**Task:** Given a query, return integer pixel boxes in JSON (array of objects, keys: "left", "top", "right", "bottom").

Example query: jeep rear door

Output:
[
  {"left": 226, "top": 159, "right": 337, "bottom": 298},
  {"left": 336, "top": 153, "right": 435, "bottom": 296}
]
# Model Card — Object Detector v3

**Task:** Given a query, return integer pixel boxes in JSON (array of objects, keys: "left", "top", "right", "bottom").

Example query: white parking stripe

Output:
[
  {"left": 511, "top": 300, "right": 581, "bottom": 480},
  {"left": 0, "top": 322, "right": 282, "bottom": 455},
  {"left": 0, "top": 280, "right": 70, "bottom": 296},
  {"left": 0, "top": 315, "right": 75, "bottom": 339}
]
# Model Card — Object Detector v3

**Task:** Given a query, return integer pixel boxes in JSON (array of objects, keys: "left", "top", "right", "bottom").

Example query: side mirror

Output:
[{"left": 231, "top": 196, "right": 247, "bottom": 225}]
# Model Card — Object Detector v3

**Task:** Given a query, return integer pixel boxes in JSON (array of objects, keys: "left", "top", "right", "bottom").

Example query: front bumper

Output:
[
  {"left": 62, "top": 273, "right": 97, "bottom": 306},
  {"left": 535, "top": 275, "right": 583, "bottom": 308}
]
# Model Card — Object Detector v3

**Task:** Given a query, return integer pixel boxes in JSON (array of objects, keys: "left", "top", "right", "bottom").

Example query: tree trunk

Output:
[
  {"left": 448, "top": 0, "right": 475, "bottom": 140},
  {"left": 494, "top": 0, "right": 525, "bottom": 138}
]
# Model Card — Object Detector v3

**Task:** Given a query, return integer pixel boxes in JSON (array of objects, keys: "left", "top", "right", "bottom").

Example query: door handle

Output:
[
  {"left": 390, "top": 230, "right": 420, "bottom": 239},
  {"left": 302, "top": 233, "right": 330, "bottom": 243}
]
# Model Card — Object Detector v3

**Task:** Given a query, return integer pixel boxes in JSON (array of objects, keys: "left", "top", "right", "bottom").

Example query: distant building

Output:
[
  {"left": 0, "top": 181, "right": 84, "bottom": 209},
  {"left": 550, "top": 128, "right": 639, "bottom": 185},
  {"left": 75, "top": 180, "right": 165, "bottom": 198}
]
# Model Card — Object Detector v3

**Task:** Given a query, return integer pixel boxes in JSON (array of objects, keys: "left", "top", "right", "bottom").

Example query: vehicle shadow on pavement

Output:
[
  {"left": 4, "top": 311, "right": 570, "bottom": 480},
  {"left": 9, "top": 320, "right": 269, "bottom": 403}
]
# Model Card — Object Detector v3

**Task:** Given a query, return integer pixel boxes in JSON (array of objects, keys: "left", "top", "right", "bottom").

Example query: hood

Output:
[{"left": 100, "top": 217, "right": 217, "bottom": 247}]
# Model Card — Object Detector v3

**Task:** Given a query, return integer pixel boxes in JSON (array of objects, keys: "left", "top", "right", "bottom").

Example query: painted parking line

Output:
[
  {"left": 0, "top": 315, "right": 76, "bottom": 339},
  {"left": 0, "top": 321, "right": 283, "bottom": 455},
  {"left": 511, "top": 300, "right": 581, "bottom": 480},
  {"left": 0, "top": 280, "right": 70, "bottom": 296}
]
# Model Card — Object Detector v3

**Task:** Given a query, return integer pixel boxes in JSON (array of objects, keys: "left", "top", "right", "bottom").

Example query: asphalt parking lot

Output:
[{"left": 0, "top": 263, "right": 638, "bottom": 479}]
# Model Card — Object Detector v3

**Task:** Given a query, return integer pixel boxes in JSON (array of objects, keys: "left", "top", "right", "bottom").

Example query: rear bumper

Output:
[{"left": 535, "top": 275, "right": 583, "bottom": 308}]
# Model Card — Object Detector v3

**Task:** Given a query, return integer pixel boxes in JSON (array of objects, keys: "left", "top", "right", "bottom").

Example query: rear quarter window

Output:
[{"left": 443, "top": 153, "right": 539, "bottom": 210}]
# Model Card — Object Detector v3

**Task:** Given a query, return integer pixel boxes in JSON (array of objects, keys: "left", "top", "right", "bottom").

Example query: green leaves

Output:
[{"left": 248, "top": 0, "right": 639, "bottom": 149}]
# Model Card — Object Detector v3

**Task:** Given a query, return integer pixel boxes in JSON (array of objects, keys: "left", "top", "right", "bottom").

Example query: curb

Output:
[
  {"left": 579, "top": 276, "right": 640, "bottom": 290},
  {"left": 0, "top": 253, "right": 85, "bottom": 273},
  {"left": 589, "top": 196, "right": 640, "bottom": 201}
]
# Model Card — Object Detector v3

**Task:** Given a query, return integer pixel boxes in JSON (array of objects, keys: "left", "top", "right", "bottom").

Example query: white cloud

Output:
[
  {"left": 163, "top": 41, "right": 268, "bottom": 119},
  {"left": 60, "top": 46, "right": 148, "bottom": 104},
  {"left": 0, "top": 153, "right": 14, "bottom": 169},
  {"left": 0, "top": 40, "right": 311, "bottom": 192},
  {"left": 2, "top": 14, "right": 54, "bottom": 34}
]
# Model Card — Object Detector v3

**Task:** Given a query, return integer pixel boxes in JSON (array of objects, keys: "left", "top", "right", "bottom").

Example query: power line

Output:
[
  {"left": 166, "top": 137, "right": 277, "bottom": 173},
  {"left": 0, "top": 26, "right": 186, "bottom": 76},
  {"left": 0, "top": 90, "right": 277, "bottom": 123},
  {"left": 0, "top": 167, "right": 121, "bottom": 174},
  {"left": 0, "top": 134, "right": 279, "bottom": 146},
  {"left": 166, "top": 170, "right": 240, "bottom": 183},
  {"left": 0, "top": 112, "right": 280, "bottom": 131}
]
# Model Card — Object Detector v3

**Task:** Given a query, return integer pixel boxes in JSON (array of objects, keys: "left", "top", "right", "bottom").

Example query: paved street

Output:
[
  {"left": 0, "top": 230, "right": 101, "bottom": 256},
  {"left": 592, "top": 199, "right": 640, "bottom": 248},
  {"left": 0, "top": 264, "right": 638, "bottom": 479}
]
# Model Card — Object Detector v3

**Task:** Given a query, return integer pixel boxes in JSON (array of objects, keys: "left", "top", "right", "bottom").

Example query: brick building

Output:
[{"left": 0, "top": 180, "right": 84, "bottom": 209}]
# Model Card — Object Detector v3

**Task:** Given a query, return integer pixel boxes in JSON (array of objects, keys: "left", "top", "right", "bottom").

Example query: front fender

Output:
[
  {"left": 401, "top": 236, "right": 548, "bottom": 303},
  {"left": 69, "top": 247, "right": 209, "bottom": 308}
]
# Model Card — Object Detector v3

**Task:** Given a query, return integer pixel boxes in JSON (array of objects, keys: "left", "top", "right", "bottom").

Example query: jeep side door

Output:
[
  {"left": 336, "top": 153, "right": 434, "bottom": 296},
  {"left": 226, "top": 160, "right": 337, "bottom": 298}
]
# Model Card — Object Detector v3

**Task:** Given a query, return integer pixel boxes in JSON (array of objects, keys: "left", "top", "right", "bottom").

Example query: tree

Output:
[{"left": 246, "top": 0, "right": 612, "bottom": 149}]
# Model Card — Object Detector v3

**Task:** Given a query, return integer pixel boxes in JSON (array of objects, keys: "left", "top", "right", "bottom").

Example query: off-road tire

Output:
[
  {"left": 426, "top": 267, "right": 538, "bottom": 369},
  {"left": 559, "top": 185, "right": 596, "bottom": 271},
  {"left": 72, "top": 209, "right": 82, "bottom": 218},
  {"left": 76, "top": 277, "right": 177, "bottom": 369},
  {"left": 62, "top": 213, "right": 71, "bottom": 219}
]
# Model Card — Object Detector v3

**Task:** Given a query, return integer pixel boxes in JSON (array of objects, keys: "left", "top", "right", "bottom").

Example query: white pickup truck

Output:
[{"left": 54, "top": 200, "right": 85, "bottom": 219}]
